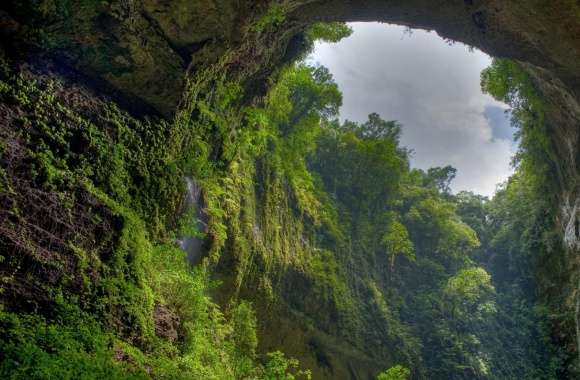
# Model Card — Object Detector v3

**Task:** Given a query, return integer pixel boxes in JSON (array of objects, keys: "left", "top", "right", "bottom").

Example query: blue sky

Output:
[
  {"left": 484, "top": 106, "right": 514, "bottom": 142},
  {"left": 308, "top": 23, "right": 516, "bottom": 197}
]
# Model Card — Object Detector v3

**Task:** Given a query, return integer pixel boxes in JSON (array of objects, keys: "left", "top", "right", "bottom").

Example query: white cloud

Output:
[{"left": 308, "top": 22, "right": 515, "bottom": 197}]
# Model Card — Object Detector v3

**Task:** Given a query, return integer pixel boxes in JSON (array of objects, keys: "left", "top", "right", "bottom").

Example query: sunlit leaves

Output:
[
  {"left": 382, "top": 221, "right": 415, "bottom": 270},
  {"left": 305, "top": 22, "right": 353, "bottom": 44},
  {"left": 376, "top": 365, "right": 411, "bottom": 380},
  {"left": 444, "top": 267, "right": 494, "bottom": 306},
  {"left": 406, "top": 197, "right": 480, "bottom": 263}
]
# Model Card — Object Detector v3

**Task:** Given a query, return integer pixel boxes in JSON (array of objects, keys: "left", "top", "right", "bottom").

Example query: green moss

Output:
[
  {"left": 0, "top": 55, "right": 284, "bottom": 377},
  {"left": 0, "top": 166, "right": 11, "bottom": 195},
  {"left": 308, "top": 250, "right": 353, "bottom": 314},
  {"left": 69, "top": 243, "right": 91, "bottom": 290},
  {"left": 252, "top": 3, "right": 286, "bottom": 32},
  {"left": 83, "top": 183, "right": 155, "bottom": 344}
]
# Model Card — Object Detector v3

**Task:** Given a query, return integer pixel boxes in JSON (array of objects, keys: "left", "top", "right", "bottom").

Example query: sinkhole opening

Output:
[{"left": 307, "top": 22, "right": 516, "bottom": 198}]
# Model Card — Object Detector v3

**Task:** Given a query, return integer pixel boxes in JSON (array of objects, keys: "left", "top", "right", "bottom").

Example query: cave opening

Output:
[
  {"left": 1, "top": 2, "right": 580, "bottom": 379},
  {"left": 307, "top": 22, "right": 515, "bottom": 198}
]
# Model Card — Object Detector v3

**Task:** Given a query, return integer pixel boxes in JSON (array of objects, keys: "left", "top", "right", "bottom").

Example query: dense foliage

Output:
[{"left": 0, "top": 10, "right": 570, "bottom": 378}]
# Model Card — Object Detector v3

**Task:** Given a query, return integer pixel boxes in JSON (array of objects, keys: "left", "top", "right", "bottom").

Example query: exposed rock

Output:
[{"left": 154, "top": 303, "right": 180, "bottom": 343}]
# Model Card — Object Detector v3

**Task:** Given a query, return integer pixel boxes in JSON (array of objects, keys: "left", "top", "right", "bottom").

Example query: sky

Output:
[{"left": 308, "top": 22, "right": 516, "bottom": 197}]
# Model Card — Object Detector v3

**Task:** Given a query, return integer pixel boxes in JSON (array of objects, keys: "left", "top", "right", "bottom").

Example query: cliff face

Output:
[
  {"left": 6, "top": 0, "right": 579, "bottom": 228},
  {"left": 1, "top": 1, "right": 580, "bottom": 379}
]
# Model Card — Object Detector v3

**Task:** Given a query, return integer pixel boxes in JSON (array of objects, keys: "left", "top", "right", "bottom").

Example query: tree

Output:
[
  {"left": 425, "top": 166, "right": 457, "bottom": 194},
  {"left": 377, "top": 365, "right": 411, "bottom": 380},
  {"left": 311, "top": 114, "right": 409, "bottom": 216},
  {"left": 382, "top": 221, "right": 415, "bottom": 271},
  {"left": 356, "top": 112, "right": 402, "bottom": 141},
  {"left": 262, "top": 351, "right": 312, "bottom": 380},
  {"left": 444, "top": 267, "right": 495, "bottom": 318},
  {"left": 305, "top": 22, "right": 353, "bottom": 44}
]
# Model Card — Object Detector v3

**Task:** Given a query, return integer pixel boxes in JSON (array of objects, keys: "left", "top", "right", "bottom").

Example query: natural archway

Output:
[
  {"left": 1, "top": 1, "right": 580, "bottom": 379},
  {"left": 7, "top": 0, "right": 576, "bottom": 206}
]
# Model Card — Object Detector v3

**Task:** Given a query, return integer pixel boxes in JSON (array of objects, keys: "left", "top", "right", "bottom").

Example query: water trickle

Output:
[
  {"left": 177, "top": 177, "right": 208, "bottom": 265},
  {"left": 560, "top": 193, "right": 580, "bottom": 251}
]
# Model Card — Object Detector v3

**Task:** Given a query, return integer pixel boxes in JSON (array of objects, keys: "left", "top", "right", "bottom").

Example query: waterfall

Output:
[
  {"left": 561, "top": 193, "right": 579, "bottom": 250},
  {"left": 177, "top": 177, "right": 208, "bottom": 265}
]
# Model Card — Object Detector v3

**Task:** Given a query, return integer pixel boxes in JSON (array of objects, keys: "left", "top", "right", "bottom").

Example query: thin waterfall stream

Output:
[{"left": 177, "top": 177, "right": 208, "bottom": 265}]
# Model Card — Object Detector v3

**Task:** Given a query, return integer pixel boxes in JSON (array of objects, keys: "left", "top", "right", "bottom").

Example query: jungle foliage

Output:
[{"left": 0, "top": 13, "right": 568, "bottom": 380}]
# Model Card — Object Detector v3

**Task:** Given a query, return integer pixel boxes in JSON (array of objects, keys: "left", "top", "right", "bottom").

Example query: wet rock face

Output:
[
  {"left": 1, "top": 0, "right": 258, "bottom": 117},
  {"left": 524, "top": 63, "right": 580, "bottom": 242}
]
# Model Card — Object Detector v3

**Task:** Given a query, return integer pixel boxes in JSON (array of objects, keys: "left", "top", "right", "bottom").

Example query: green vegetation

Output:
[
  {"left": 253, "top": 3, "right": 286, "bottom": 32},
  {"left": 0, "top": 11, "right": 571, "bottom": 379},
  {"left": 305, "top": 23, "right": 353, "bottom": 44},
  {"left": 377, "top": 365, "right": 411, "bottom": 380},
  {"left": 0, "top": 304, "right": 139, "bottom": 379},
  {"left": 382, "top": 221, "right": 415, "bottom": 271},
  {"left": 0, "top": 55, "right": 309, "bottom": 379}
]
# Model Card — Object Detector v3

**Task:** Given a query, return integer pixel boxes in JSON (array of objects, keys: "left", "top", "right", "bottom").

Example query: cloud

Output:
[
  {"left": 307, "top": 22, "right": 515, "bottom": 197},
  {"left": 484, "top": 106, "right": 514, "bottom": 142}
]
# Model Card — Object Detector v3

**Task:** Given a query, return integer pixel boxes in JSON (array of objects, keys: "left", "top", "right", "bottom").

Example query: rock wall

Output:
[{"left": 2, "top": 0, "right": 580, "bottom": 377}]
